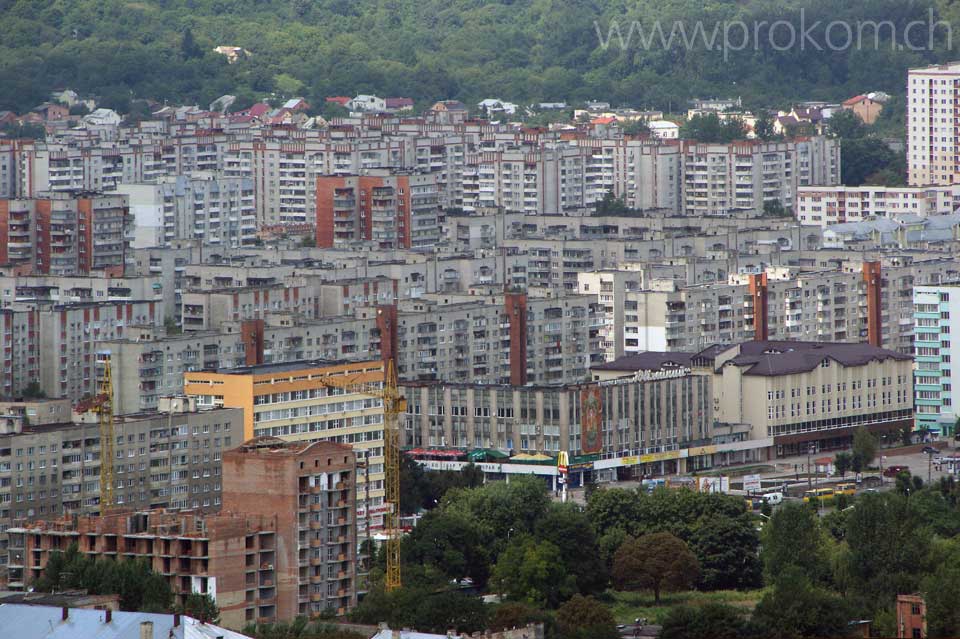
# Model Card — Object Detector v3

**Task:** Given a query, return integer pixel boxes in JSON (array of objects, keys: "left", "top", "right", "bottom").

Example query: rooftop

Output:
[
  {"left": 0, "top": 603, "right": 252, "bottom": 639},
  {"left": 591, "top": 351, "right": 695, "bottom": 372},
  {"left": 207, "top": 358, "right": 380, "bottom": 376},
  {"left": 697, "top": 340, "right": 912, "bottom": 376}
]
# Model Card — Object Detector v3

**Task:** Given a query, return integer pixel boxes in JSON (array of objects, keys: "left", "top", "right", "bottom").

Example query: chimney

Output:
[
  {"left": 140, "top": 621, "right": 154, "bottom": 639},
  {"left": 104, "top": 609, "right": 112, "bottom": 624},
  {"left": 173, "top": 613, "right": 181, "bottom": 627},
  {"left": 61, "top": 607, "right": 68, "bottom": 621}
]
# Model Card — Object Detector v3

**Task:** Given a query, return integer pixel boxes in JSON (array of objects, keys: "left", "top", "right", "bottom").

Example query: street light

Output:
[{"left": 807, "top": 444, "right": 816, "bottom": 489}]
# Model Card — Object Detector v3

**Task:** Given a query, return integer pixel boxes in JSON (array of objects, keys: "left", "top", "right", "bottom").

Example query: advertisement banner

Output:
[
  {"left": 742, "top": 473, "right": 762, "bottom": 492},
  {"left": 580, "top": 386, "right": 603, "bottom": 454}
]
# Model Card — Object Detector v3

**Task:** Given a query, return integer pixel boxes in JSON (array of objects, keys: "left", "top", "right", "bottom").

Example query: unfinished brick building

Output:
[{"left": 6, "top": 437, "right": 357, "bottom": 630}]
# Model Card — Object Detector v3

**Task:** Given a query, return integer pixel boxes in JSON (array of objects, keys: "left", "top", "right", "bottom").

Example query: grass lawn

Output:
[{"left": 605, "top": 589, "right": 765, "bottom": 624}]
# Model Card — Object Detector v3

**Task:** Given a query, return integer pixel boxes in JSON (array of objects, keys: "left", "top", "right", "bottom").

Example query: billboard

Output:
[
  {"left": 580, "top": 386, "right": 603, "bottom": 454},
  {"left": 742, "top": 474, "right": 762, "bottom": 492}
]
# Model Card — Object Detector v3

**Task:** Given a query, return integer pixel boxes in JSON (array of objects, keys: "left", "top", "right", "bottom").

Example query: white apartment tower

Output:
[{"left": 908, "top": 62, "right": 960, "bottom": 187}]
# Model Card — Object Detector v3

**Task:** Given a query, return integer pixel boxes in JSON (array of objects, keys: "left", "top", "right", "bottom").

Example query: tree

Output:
[
  {"left": 181, "top": 28, "right": 203, "bottom": 60},
  {"left": 689, "top": 515, "right": 762, "bottom": 591},
  {"left": 555, "top": 594, "right": 619, "bottom": 639},
  {"left": 534, "top": 503, "right": 608, "bottom": 596},
  {"left": 401, "top": 509, "right": 491, "bottom": 587},
  {"left": 747, "top": 567, "right": 851, "bottom": 639},
  {"left": 681, "top": 113, "right": 747, "bottom": 143},
  {"left": 491, "top": 537, "right": 577, "bottom": 608},
  {"left": 834, "top": 452, "right": 852, "bottom": 478},
  {"left": 178, "top": 592, "right": 220, "bottom": 624},
  {"left": 752, "top": 112, "right": 778, "bottom": 141},
  {"left": 841, "top": 137, "right": 905, "bottom": 186},
  {"left": 852, "top": 426, "right": 878, "bottom": 471},
  {"left": 844, "top": 493, "right": 933, "bottom": 612},
  {"left": 659, "top": 603, "right": 745, "bottom": 639},
  {"left": 611, "top": 533, "right": 699, "bottom": 603},
  {"left": 488, "top": 602, "right": 551, "bottom": 633},
  {"left": 900, "top": 425, "right": 914, "bottom": 447},
  {"left": 762, "top": 199, "right": 790, "bottom": 218},
  {"left": 827, "top": 109, "right": 867, "bottom": 139},
  {"left": 924, "top": 554, "right": 960, "bottom": 638},
  {"left": 761, "top": 502, "right": 830, "bottom": 585},
  {"left": 586, "top": 488, "right": 641, "bottom": 536}
]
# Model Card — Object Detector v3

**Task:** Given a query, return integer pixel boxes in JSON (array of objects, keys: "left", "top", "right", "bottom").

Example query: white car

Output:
[{"left": 762, "top": 492, "right": 783, "bottom": 506}]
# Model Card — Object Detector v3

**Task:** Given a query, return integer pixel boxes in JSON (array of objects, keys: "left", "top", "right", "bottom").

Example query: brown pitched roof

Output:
[
  {"left": 592, "top": 351, "right": 695, "bottom": 372},
  {"left": 698, "top": 340, "right": 912, "bottom": 376}
]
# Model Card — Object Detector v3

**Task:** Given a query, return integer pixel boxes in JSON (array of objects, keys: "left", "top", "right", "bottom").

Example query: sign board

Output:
[
  {"left": 698, "top": 476, "right": 730, "bottom": 494},
  {"left": 742, "top": 473, "right": 762, "bottom": 492}
]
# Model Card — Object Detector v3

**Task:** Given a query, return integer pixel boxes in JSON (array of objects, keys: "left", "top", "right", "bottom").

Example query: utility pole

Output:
[{"left": 807, "top": 444, "right": 815, "bottom": 489}]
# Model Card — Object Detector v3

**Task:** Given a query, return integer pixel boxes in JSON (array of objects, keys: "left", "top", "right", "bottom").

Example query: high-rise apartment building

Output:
[
  {"left": 913, "top": 282, "right": 960, "bottom": 435},
  {"left": 0, "top": 192, "right": 130, "bottom": 276},
  {"left": 315, "top": 171, "right": 440, "bottom": 249},
  {"left": 117, "top": 173, "right": 256, "bottom": 248},
  {"left": 908, "top": 62, "right": 960, "bottom": 186}
]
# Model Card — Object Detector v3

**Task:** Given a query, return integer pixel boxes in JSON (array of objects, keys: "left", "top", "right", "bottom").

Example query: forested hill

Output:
[{"left": 0, "top": 0, "right": 955, "bottom": 114}]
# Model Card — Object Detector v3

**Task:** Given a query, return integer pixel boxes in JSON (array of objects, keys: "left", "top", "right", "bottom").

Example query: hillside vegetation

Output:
[{"left": 0, "top": 0, "right": 953, "bottom": 113}]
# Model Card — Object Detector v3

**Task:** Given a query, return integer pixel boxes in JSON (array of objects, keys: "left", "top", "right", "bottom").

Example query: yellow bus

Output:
[
  {"left": 802, "top": 488, "right": 835, "bottom": 503},
  {"left": 835, "top": 483, "right": 856, "bottom": 496}
]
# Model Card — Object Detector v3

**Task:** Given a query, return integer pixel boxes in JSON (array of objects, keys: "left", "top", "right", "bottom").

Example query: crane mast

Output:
[
  {"left": 98, "top": 359, "right": 115, "bottom": 510},
  {"left": 315, "top": 358, "right": 405, "bottom": 591}
]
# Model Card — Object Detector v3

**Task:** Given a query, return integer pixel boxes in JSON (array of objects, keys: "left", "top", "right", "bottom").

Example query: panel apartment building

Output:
[
  {"left": 0, "top": 192, "right": 130, "bottom": 276},
  {"left": 681, "top": 138, "right": 840, "bottom": 216},
  {"left": 315, "top": 171, "right": 441, "bottom": 249},
  {"left": 907, "top": 62, "right": 960, "bottom": 186},
  {"left": 582, "top": 259, "right": 960, "bottom": 356},
  {"left": 7, "top": 438, "right": 358, "bottom": 628},
  {"left": 796, "top": 185, "right": 960, "bottom": 227},
  {"left": 117, "top": 173, "right": 257, "bottom": 249},
  {"left": 913, "top": 283, "right": 960, "bottom": 435}
]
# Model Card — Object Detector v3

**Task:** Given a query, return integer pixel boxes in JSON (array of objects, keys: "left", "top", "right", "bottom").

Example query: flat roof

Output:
[{"left": 210, "top": 358, "right": 381, "bottom": 375}]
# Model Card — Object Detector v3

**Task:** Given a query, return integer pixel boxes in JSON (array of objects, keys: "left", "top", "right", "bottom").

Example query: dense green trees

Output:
[
  {"left": 587, "top": 487, "right": 762, "bottom": 591},
  {"left": 555, "top": 595, "right": 619, "bottom": 639},
  {"left": 34, "top": 543, "right": 172, "bottom": 613},
  {"left": 492, "top": 537, "right": 577, "bottom": 607},
  {"left": 399, "top": 456, "right": 483, "bottom": 515},
  {"left": 659, "top": 603, "right": 746, "bottom": 639},
  {"left": 0, "top": 0, "right": 953, "bottom": 115},
  {"left": 680, "top": 114, "right": 748, "bottom": 143}
]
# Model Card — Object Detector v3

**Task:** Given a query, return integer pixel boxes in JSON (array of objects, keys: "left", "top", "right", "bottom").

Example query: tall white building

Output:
[
  {"left": 908, "top": 62, "right": 960, "bottom": 186},
  {"left": 913, "top": 283, "right": 960, "bottom": 436}
]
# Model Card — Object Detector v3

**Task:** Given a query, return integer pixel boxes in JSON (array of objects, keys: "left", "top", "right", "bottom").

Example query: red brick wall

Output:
[
  {"left": 505, "top": 292, "right": 528, "bottom": 385},
  {"left": 863, "top": 261, "right": 882, "bottom": 347},
  {"left": 748, "top": 273, "right": 769, "bottom": 341},
  {"left": 315, "top": 176, "right": 344, "bottom": 248}
]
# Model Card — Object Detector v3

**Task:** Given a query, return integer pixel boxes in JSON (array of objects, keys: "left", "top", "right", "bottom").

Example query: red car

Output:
[{"left": 882, "top": 464, "right": 909, "bottom": 478}]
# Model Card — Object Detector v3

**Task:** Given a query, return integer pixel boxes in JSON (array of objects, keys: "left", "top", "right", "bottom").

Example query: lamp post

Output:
[{"left": 807, "top": 444, "right": 815, "bottom": 489}]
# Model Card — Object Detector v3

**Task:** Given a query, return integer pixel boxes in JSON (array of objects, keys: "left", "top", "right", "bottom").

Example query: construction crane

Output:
[
  {"left": 313, "top": 358, "right": 405, "bottom": 591},
  {"left": 75, "top": 359, "right": 116, "bottom": 511}
]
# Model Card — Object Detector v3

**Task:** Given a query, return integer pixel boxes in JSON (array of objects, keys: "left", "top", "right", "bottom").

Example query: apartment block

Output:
[
  {"left": 619, "top": 259, "right": 960, "bottom": 355},
  {"left": 907, "top": 62, "right": 960, "bottom": 186},
  {"left": 913, "top": 283, "right": 960, "bottom": 436},
  {"left": 0, "top": 192, "right": 130, "bottom": 276},
  {"left": 315, "top": 171, "right": 440, "bottom": 249},
  {"left": 37, "top": 300, "right": 163, "bottom": 401},
  {"left": 117, "top": 173, "right": 256, "bottom": 248},
  {"left": 682, "top": 138, "right": 840, "bottom": 216},
  {"left": 0, "top": 402, "right": 243, "bottom": 546},
  {"left": 184, "top": 360, "right": 387, "bottom": 529},
  {"left": 796, "top": 185, "right": 960, "bottom": 227},
  {"left": 700, "top": 341, "right": 913, "bottom": 457}
]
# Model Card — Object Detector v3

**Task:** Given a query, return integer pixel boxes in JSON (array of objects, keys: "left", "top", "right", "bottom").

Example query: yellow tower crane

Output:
[
  {"left": 313, "top": 359, "right": 405, "bottom": 591},
  {"left": 75, "top": 358, "right": 116, "bottom": 511}
]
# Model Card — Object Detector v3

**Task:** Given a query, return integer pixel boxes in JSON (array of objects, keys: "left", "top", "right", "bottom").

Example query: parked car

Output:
[
  {"left": 923, "top": 446, "right": 939, "bottom": 455},
  {"left": 882, "top": 464, "right": 909, "bottom": 477}
]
